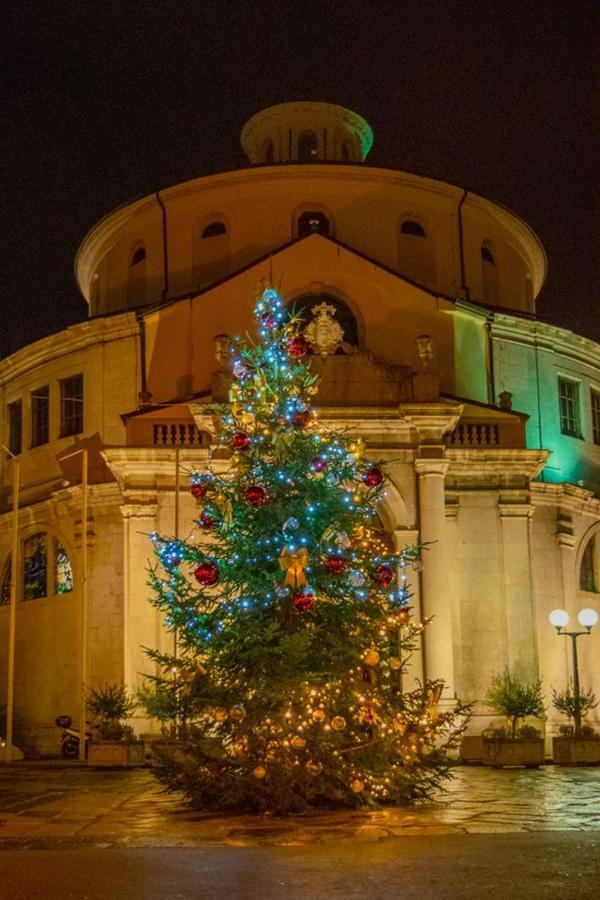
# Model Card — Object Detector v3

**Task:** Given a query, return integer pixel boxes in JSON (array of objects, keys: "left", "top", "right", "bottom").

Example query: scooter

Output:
[{"left": 55, "top": 715, "right": 94, "bottom": 759}]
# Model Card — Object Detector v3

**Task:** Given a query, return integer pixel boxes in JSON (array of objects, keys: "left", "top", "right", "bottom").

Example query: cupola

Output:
[{"left": 240, "top": 101, "right": 373, "bottom": 165}]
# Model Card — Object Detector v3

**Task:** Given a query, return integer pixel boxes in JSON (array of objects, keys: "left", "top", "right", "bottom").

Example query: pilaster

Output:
[{"left": 498, "top": 497, "right": 538, "bottom": 681}]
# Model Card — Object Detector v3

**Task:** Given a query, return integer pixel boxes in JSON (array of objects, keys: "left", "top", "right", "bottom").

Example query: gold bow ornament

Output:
[{"left": 279, "top": 546, "right": 309, "bottom": 588}]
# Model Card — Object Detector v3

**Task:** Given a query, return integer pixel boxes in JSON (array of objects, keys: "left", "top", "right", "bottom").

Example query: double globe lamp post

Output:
[{"left": 548, "top": 607, "right": 599, "bottom": 734}]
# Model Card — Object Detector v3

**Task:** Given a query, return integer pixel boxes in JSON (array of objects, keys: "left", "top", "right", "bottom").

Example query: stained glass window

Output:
[
  {"left": 0, "top": 558, "right": 11, "bottom": 606},
  {"left": 23, "top": 533, "right": 47, "bottom": 600},
  {"left": 55, "top": 542, "right": 73, "bottom": 594}
]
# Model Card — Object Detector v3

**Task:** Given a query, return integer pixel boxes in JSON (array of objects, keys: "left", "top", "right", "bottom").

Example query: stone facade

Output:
[{"left": 0, "top": 102, "right": 598, "bottom": 754}]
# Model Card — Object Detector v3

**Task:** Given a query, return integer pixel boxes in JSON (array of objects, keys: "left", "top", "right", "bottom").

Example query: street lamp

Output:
[
  {"left": 1, "top": 445, "right": 20, "bottom": 764},
  {"left": 59, "top": 447, "right": 88, "bottom": 762},
  {"left": 549, "top": 607, "right": 599, "bottom": 733}
]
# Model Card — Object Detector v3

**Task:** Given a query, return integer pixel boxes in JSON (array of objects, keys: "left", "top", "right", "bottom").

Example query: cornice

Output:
[
  {"left": 490, "top": 314, "right": 600, "bottom": 371},
  {"left": 530, "top": 481, "right": 600, "bottom": 516},
  {"left": 446, "top": 448, "right": 548, "bottom": 481},
  {"left": 101, "top": 447, "right": 215, "bottom": 497},
  {"left": 0, "top": 314, "right": 138, "bottom": 386},
  {"left": 75, "top": 164, "right": 546, "bottom": 300}
]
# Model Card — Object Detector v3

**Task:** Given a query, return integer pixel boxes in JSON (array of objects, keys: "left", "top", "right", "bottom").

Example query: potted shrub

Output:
[
  {"left": 482, "top": 673, "right": 545, "bottom": 768},
  {"left": 551, "top": 684, "right": 600, "bottom": 765},
  {"left": 87, "top": 684, "right": 144, "bottom": 767}
]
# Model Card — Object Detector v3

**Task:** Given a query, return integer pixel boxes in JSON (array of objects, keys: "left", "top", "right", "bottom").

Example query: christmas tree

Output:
[{"left": 147, "top": 287, "right": 467, "bottom": 814}]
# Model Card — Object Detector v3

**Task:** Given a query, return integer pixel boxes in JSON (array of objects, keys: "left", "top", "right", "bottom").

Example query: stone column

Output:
[
  {"left": 415, "top": 459, "right": 455, "bottom": 696},
  {"left": 121, "top": 502, "right": 160, "bottom": 696},
  {"left": 498, "top": 499, "right": 538, "bottom": 681},
  {"left": 393, "top": 528, "right": 424, "bottom": 687},
  {"left": 556, "top": 527, "right": 577, "bottom": 681}
]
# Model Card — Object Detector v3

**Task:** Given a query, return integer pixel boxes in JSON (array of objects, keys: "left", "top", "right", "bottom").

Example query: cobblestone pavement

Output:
[{"left": 0, "top": 763, "right": 599, "bottom": 848}]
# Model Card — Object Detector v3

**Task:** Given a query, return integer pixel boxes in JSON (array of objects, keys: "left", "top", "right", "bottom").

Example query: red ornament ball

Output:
[
  {"left": 194, "top": 561, "right": 219, "bottom": 586},
  {"left": 199, "top": 513, "right": 218, "bottom": 530},
  {"left": 190, "top": 482, "right": 207, "bottom": 500},
  {"left": 372, "top": 563, "right": 395, "bottom": 587},
  {"left": 262, "top": 314, "right": 276, "bottom": 329},
  {"left": 293, "top": 591, "right": 315, "bottom": 612},
  {"left": 325, "top": 555, "right": 348, "bottom": 575},
  {"left": 287, "top": 335, "right": 310, "bottom": 358},
  {"left": 292, "top": 410, "right": 311, "bottom": 428},
  {"left": 244, "top": 485, "right": 268, "bottom": 507},
  {"left": 310, "top": 456, "right": 328, "bottom": 473},
  {"left": 231, "top": 431, "right": 251, "bottom": 451},
  {"left": 362, "top": 466, "right": 383, "bottom": 488}
]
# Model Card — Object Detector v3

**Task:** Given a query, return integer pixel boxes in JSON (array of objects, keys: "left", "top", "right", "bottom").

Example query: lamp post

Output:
[
  {"left": 59, "top": 448, "right": 88, "bottom": 761},
  {"left": 549, "top": 607, "right": 599, "bottom": 734},
  {"left": 1, "top": 445, "right": 20, "bottom": 764}
]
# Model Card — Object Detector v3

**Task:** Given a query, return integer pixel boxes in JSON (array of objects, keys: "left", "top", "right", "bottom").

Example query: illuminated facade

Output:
[{"left": 1, "top": 102, "right": 599, "bottom": 753}]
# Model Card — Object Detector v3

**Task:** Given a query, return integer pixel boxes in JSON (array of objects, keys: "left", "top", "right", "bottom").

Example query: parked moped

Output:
[{"left": 55, "top": 715, "right": 94, "bottom": 759}]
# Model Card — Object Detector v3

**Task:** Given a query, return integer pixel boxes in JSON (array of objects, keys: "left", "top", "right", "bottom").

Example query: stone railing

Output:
[
  {"left": 449, "top": 422, "right": 500, "bottom": 447},
  {"left": 448, "top": 419, "right": 525, "bottom": 449},
  {"left": 152, "top": 422, "right": 204, "bottom": 447},
  {"left": 126, "top": 417, "right": 207, "bottom": 448}
]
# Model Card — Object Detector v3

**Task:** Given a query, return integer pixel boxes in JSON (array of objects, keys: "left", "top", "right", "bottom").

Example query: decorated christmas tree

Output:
[{"left": 147, "top": 287, "right": 467, "bottom": 813}]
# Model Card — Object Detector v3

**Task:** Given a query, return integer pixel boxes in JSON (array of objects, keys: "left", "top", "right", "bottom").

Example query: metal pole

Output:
[
  {"left": 174, "top": 447, "right": 180, "bottom": 661},
  {"left": 79, "top": 449, "right": 88, "bottom": 761},
  {"left": 3, "top": 449, "right": 19, "bottom": 763},
  {"left": 570, "top": 633, "right": 581, "bottom": 735}
]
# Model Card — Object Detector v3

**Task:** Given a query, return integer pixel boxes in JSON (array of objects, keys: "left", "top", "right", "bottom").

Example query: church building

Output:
[{"left": 1, "top": 102, "right": 598, "bottom": 754}]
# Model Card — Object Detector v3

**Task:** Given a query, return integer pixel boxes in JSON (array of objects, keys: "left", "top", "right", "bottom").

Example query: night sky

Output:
[{"left": 2, "top": 1, "right": 597, "bottom": 359}]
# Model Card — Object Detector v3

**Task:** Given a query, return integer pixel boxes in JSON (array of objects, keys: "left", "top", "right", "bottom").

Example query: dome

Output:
[{"left": 240, "top": 101, "right": 374, "bottom": 164}]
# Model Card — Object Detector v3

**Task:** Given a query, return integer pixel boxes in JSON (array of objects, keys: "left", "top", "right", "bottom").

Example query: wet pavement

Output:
[{"left": 0, "top": 763, "right": 599, "bottom": 847}]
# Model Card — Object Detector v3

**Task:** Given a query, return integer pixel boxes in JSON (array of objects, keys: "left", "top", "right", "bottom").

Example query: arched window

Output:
[
  {"left": 264, "top": 140, "right": 274, "bottom": 164},
  {"left": 90, "top": 271, "right": 100, "bottom": 310},
  {"left": 398, "top": 217, "right": 435, "bottom": 283},
  {"left": 193, "top": 218, "right": 230, "bottom": 288},
  {"left": 131, "top": 246, "right": 146, "bottom": 266},
  {"left": 16, "top": 533, "right": 74, "bottom": 602},
  {"left": 297, "top": 211, "right": 330, "bottom": 238},
  {"left": 400, "top": 220, "right": 426, "bottom": 237},
  {"left": 288, "top": 293, "right": 359, "bottom": 349},
  {"left": 56, "top": 542, "right": 74, "bottom": 594},
  {"left": 127, "top": 242, "right": 146, "bottom": 307},
  {"left": 0, "top": 557, "right": 11, "bottom": 606},
  {"left": 481, "top": 241, "right": 499, "bottom": 304},
  {"left": 202, "top": 222, "right": 227, "bottom": 239},
  {"left": 580, "top": 536, "right": 598, "bottom": 593},
  {"left": 298, "top": 131, "right": 318, "bottom": 161},
  {"left": 342, "top": 141, "right": 351, "bottom": 162}
]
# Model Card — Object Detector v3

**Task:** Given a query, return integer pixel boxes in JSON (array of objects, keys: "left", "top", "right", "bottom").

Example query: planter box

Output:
[
  {"left": 459, "top": 735, "right": 484, "bottom": 763},
  {"left": 88, "top": 740, "right": 145, "bottom": 767},
  {"left": 483, "top": 738, "right": 544, "bottom": 768},
  {"left": 553, "top": 736, "right": 600, "bottom": 766}
]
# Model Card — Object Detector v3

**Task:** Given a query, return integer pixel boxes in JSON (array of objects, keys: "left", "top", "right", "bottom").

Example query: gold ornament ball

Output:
[
  {"left": 306, "top": 759, "right": 323, "bottom": 776},
  {"left": 331, "top": 716, "right": 346, "bottom": 732},
  {"left": 291, "top": 735, "right": 306, "bottom": 749},
  {"left": 230, "top": 705, "right": 245, "bottom": 721},
  {"left": 214, "top": 708, "right": 228, "bottom": 723},
  {"left": 350, "top": 779, "right": 365, "bottom": 793},
  {"left": 253, "top": 765, "right": 266, "bottom": 780},
  {"left": 364, "top": 649, "right": 380, "bottom": 666},
  {"left": 233, "top": 740, "right": 247, "bottom": 758},
  {"left": 312, "top": 708, "right": 326, "bottom": 723},
  {"left": 389, "top": 657, "right": 402, "bottom": 671}
]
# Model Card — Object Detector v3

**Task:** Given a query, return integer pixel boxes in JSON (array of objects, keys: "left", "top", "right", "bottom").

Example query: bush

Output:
[
  {"left": 552, "top": 684, "right": 597, "bottom": 734},
  {"left": 87, "top": 684, "right": 137, "bottom": 740},
  {"left": 486, "top": 673, "right": 544, "bottom": 739}
]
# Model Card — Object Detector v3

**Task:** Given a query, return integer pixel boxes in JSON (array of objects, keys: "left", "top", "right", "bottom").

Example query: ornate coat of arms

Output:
[{"left": 304, "top": 302, "right": 345, "bottom": 358}]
